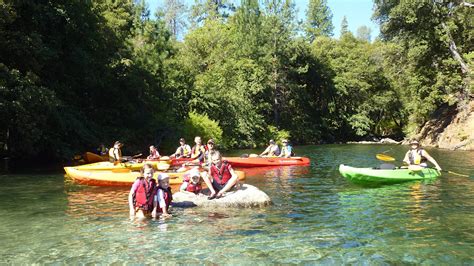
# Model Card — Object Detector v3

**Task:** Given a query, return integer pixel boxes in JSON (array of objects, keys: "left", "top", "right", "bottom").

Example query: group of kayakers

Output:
[
  {"left": 128, "top": 138, "right": 240, "bottom": 219},
  {"left": 110, "top": 136, "right": 443, "bottom": 220},
  {"left": 259, "top": 139, "right": 294, "bottom": 158}
]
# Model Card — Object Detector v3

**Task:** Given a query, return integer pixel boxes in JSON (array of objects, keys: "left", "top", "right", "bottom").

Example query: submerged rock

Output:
[{"left": 172, "top": 184, "right": 271, "bottom": 208}]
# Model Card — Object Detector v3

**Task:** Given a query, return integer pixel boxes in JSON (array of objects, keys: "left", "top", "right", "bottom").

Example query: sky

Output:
[{"left": 147, "top": 0, "right": 379, "bottom": 39}]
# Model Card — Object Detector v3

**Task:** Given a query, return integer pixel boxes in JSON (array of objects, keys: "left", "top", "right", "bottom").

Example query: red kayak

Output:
[{"left": 223, "top": 157, "right": 310, "bottom": 167}]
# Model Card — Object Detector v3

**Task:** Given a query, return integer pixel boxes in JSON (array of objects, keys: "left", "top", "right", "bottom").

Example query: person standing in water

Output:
[{"left": 128, "top": 164, "right": 157, "bottom": 219}]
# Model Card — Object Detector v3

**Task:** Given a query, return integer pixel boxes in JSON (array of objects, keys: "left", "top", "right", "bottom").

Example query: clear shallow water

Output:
[{"left": 0, "top": 144, "right": 473, "bottom": 264}]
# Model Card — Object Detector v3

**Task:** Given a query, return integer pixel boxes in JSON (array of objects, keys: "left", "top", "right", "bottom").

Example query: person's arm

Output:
[
  {"left": 402, "top": 151, "right": 410, "bottom": 165},
  {"left": 422, "top": 150, "right": 442, "bottom": 171},
  {"left": 128, "top": 181, "right": 139, "bottom": 216},
  {"left": 217, "top": 167, "right": 239, "bottom": 197},
  {"left": 180, "top": 181, "right": 189, "bottom": 192},
  {"left": 260, "top": 146, "right": 270, "bottom": 156},
  {"left": 157, "top": 189, "right": 171, "bottom": 216}
]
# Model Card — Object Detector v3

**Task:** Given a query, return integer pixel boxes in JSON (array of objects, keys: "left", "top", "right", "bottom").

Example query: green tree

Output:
[
  {"left": 356, "top": 25, "right": 372, "bottom": 42},
  {"left": 304, "top": 0, "right": 334, "bottom": 42},
  {"left": 373, "top": 0, "right": 473, "bottom": 134},
  {"left": 340, "top": 15, "right": 349, "bottom": 36}
]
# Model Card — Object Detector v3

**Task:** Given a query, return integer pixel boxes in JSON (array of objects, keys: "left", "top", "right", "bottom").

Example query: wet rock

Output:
[{"left": 172, "top": 184, "right": 271, "bottom": 208}]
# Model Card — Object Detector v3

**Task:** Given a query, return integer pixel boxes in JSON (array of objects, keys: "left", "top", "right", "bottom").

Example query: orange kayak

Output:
[
  {"left": 84, "top": 152, "right": 109, "bottom": 163},
  {"left": 64, "top": 167, "right": 246, "bottom": 187}
]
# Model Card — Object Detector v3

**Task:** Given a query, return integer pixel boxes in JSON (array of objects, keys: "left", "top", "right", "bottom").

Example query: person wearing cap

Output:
[
  {"left": 154, "top": 173, "right": 173, "bottom": 218},
  {"left": 170, "top": 138, "right": 191, "bottom": 158},
  {"left": 259, "top": 139, "right": 280, "bottom": 157},
  {"left": 147, "top": 145, "right": 161, "bottom": 160},
  {"left": 180, "top": 168, "right": 203, "bottom": 194},
  {"left": 204, "top": 139, "right": 216, "bottom": 167},
  {"left": 279, "top": 139, "right": 294, "bottom": 158},
  {"left": 128, "top": 164, "right": 157, "bottom": 219},
  {"left": 403, "top": 140, "right": 442, "bottom": 171},
  {"left": 109, "top": 141, "right": 124, "bottom": 163}
]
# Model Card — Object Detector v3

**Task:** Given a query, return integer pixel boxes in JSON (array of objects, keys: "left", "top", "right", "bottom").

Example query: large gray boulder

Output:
[{"left": 172, "top": 184, "right": 271, "bottom": 208}]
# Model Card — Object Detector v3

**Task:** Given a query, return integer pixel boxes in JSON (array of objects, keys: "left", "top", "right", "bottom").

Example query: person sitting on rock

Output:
[
  {"left": 128, "top": 164, "right": 157, "bottom": 219},
  {"left": 403, "top": 140, "right": 442, "bottom": 171},
  {"left": 147, "top": 145, "right": 160, "bottom": 160},
  {"left": 202, "top": 151, "right": 239, "bottom": 199},
  {"left": 259, "top": 139, "right": 280, "bottom": 157},
  {"left": 180, "top": 168, "right": 202, "bottom": 194},
  {"left": 154, "top": 173, "right": 173, "bottom": 218}
]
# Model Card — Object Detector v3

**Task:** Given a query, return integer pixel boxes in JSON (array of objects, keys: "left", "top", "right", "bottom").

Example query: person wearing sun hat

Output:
[
  {"left": 259, "top": 139, "right": 280, "bottom": 157},
  {"left": 180, "top": 168, "right": 203, "bottom": 194},
  {"left": 403, "top": 140, "right": 442, "bottom": 171},
  {"left": 153, "top": 173, "right": 172, "bottom": 218}
]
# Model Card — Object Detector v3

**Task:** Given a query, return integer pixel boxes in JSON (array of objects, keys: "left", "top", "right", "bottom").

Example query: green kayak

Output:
[{"left": 339, "top": 164, "right": 441, "bottom": 184}]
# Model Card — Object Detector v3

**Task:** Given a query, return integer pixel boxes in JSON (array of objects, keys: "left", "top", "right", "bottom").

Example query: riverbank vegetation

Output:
[{"left": 1, "top": 0, "right": 472, "bottom": 160}]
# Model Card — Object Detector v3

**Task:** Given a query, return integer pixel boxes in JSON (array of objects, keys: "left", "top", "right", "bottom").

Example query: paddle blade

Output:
[
  {"left": 376, "top": 154, "right": 395, "bottom": 162},
  {"left": 112, "top": 168, "right": 132, "bottom": 173}
]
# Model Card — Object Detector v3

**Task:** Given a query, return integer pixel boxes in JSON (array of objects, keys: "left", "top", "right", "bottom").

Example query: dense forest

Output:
[{"left": 0, "top": 0, "right": 472, "bottom": 161}]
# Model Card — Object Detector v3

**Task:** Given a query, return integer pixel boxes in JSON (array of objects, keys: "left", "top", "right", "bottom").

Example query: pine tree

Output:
[
  {"left": 304, "top": 0, "right": 334, "bottom": 42},
  {"left": 340, "top": 15, "right": 349, "bottom": 36}
]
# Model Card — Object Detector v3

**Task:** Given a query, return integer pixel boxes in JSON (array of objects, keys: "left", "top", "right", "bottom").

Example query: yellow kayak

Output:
[
  {"left": 64, "top": 167, "right": 246, "bottom": 187},
  {"left": 74, "top": 161, "right": 171, "bottom": 171}
]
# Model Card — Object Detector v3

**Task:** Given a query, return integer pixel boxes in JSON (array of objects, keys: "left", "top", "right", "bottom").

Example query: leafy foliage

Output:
[{"left": 0, "top": 0, "right": 470, "bottom": 161}]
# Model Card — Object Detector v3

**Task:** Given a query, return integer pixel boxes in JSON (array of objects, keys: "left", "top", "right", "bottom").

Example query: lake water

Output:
[{"left": 0, "top": 144, "right": 473, "bottom": 264}]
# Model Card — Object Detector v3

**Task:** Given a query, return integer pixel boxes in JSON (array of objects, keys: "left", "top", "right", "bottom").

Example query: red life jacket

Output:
[
  {"left": 133, "top": 178, "right": 157, "bottom": 211},
  {"left": 210, "top": 161, "right": 232, "bottom": 185},
  {"left": 157, "top": 187, "right": 173, "bottom": 213},
  {"left": 183, "top": 176, "right": 202, "bottom": 194}
]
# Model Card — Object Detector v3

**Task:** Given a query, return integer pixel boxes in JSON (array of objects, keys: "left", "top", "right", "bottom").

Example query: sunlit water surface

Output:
[{"left": 0, "top": 144, "right": 473, "bottom": 264}]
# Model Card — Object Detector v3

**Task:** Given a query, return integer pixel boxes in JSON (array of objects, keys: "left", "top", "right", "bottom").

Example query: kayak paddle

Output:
[
  {"left": 376, "top": 154, "right": 470, "bottom": 177},
  {"left": 376, "top": 153, "right": 396, "bottom": 162}
]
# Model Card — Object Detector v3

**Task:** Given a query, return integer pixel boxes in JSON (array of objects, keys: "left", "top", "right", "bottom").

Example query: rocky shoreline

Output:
[{"left": 347, "top": 138, "right": 401, "bottom": 145}]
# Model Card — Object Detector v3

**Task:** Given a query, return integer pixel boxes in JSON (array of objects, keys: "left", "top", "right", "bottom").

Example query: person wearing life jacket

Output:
[
  {"left": 154, "top": 173, "right": 173, "bottom": 218},
  {"left": 128, "top": 164, "right": 157, "bottom": 219},
  {"left": 259, "top": 139, "right": 280, "bottom": 157},
  {"left": 170, "top": 138, "right": 192, "bottom": 158},
  {"left": 190, "top": 136, "right": 206, "bottom": 163},
  {"left": 202, "top": 151, "right": 239, "bottom": 200},
  {"left": 97, "top": 143, "right": 108, "bottom": 156},
  {"left": 180, "top": 168, "right": 203, "bottom": 194},
  {"left": 204, "top": 139, "right": 216, "bottom": 168},
  {"left": 279, "top": 139, "right": 294, "bottom": 158},
  {"left": 403, "top": 140, "right": 442, "bottom": 171},
  {"left": 109, "top": 141, "right": 125, "bottom": 163},
  {"left": 147, "top": 145, "right": 160, "bottom": 160}
]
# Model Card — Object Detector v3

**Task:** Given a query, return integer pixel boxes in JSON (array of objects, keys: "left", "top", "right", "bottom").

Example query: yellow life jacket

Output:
[{"left": 408, "top": 149, "right": 424, "bottom": 165}]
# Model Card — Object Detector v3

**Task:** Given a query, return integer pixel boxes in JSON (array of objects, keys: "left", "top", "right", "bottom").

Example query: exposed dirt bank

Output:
[{"left": 413, "top": 100, "right": 474, "bottom": 151}]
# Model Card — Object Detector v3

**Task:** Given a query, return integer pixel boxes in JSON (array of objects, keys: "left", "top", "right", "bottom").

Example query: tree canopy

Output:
[{"left": 0, "top": 0, "right": 471, "bottom": 161}]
